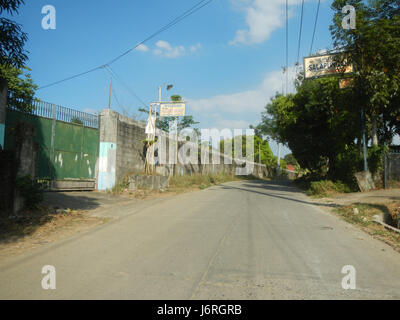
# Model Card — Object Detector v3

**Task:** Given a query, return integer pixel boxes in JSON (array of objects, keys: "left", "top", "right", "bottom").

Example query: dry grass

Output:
[
  {"left": 0, "top": 205, "right": 107, "bottom": 258},
  {"left": 167, "top": 173, "right": 256, "bottom": 192},
  {"left": 334, "top": 202, "right": 400, "bottom": 252}
]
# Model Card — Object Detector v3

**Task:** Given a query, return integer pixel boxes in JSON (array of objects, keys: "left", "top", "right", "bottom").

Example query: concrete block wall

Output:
[
  {"left": 97, "top": 109, "right": 272, "bottom": 190},
  {"left": 115, "top": 113, "right": 147, "bottom": 182}
]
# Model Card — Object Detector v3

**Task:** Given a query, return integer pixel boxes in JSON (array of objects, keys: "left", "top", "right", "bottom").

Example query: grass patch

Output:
[
  {"left": 109, "top": 176, "right": 130, "bottom": 194},
  {"left": 0, "top": 205, "right": 105, "bottom": 244},
  {"left": 0, "top": 205, "right": 54, "bottom": 243},
  {"left": 295, "top": 177, "right": 352, "bottom": 198},
  {"left": 107, "top": 172, "right": 259, "bottom": 197},
  {"left": 333, "top": 203, "right": 378, "bottom": 227},
  {"left": 307, "top": 180, "right": 351, "bottom": 197},
  {"left": 334, "top": 202, "right": 400, "bottom": 252},
  {"left": 168, "top": 173, "right": 257, "bottom": 192}
]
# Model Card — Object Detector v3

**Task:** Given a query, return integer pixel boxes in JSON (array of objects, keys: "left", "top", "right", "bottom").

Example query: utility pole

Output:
[
  {"left": 361, "top": 106, "right": 368, "bottom": 171},
  {"left": 277, "top": 143, "right": 281, "bottom": 176},
  {"left": 174, "top": 117, "right": 178, "bottom": 176},
  {"left": 108, "top": 81, "right": 112, "bottom": 110}
]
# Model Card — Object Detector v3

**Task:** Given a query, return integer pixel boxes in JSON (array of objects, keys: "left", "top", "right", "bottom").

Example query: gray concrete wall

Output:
[
  {"left": 97, "top": 109, "right": 272, "bottom": 190},
  {"left": 115, "top": 112, "right": 147, "bottom": 181}
]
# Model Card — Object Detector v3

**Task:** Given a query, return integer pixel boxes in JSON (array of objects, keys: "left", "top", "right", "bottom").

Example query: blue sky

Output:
[{"left": 11, "top": 0, "right": 336, "bottom": 156}]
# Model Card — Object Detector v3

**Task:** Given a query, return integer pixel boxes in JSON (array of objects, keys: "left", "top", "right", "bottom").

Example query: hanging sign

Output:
[
  {"left": 304, "top": 53, "right": 353, "bottom": 79},
  {"left": 159, "top": 103, "right": 186, "bottom": 117}
]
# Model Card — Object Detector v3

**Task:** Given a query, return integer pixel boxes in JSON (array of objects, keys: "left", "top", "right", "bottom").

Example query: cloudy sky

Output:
[{"left": 11, "top": 0, "right": 334, "bottom": 156}]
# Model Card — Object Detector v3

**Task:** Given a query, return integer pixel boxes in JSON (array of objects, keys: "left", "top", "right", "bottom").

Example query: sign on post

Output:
[
  {"left": 159, "top": 103, "right": 186, "bottom": 117},
  {"left": 304, "top": 53, "right": 353, "bottom": 79}
]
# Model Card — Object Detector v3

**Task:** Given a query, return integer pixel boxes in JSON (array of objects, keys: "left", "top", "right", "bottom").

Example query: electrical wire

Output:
[
  {"left": 296, "top": 0, "right": 305, "bottom": 64},
  {"left": 104, "top": 65, "right": 148, "bottom": 107},
  {"left": 309, "top": 0, "right": 321, "bottom": 55},
  {"left": 38, "top": 0, "right": 214, "bottom": 90},
  {"left": 285, "top": 0, "right": 289, "bottom": 95}
]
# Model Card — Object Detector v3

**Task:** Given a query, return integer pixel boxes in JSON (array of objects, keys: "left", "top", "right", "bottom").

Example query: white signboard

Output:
[
  {"left": 304, "top": 54, "right": 353, "bottom": 79},
  {"left": 160, "top": 103, "right": 186, "bottom": 117},
  {"left": 145, "top": 113, "right": 155, "bottom": 135}
]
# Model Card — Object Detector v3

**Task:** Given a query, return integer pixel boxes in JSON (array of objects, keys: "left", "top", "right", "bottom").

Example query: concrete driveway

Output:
[{"left": 1, "top": 180, "right": 400, "bottom": 299}]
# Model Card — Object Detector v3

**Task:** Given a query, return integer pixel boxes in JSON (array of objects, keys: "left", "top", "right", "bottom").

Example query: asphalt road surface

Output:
[{"left": 1, "top": 180, "right": 400, "bottom": 299}]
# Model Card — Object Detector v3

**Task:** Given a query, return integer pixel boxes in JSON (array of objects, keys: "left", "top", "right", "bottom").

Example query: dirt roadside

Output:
[
  {"left": 0, "top": 190, "right": 168, "bottom": 259},
  {"left": 309, "top": 188, "right": 400, "bottom": 252},
  {"left": 0, "top": 186, "right": 216, "bottom": 259}
]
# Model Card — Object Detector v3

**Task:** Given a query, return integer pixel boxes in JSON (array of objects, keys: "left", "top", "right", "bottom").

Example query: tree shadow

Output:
[
  {"left": 0, "top": 192, "right": 101, "bottom": 244},
  {"left": 43, "top": 192, "right": 102, "bottom": 211},
  {"left": 220, "top": 179, "right": 341, "bottom": 209}
]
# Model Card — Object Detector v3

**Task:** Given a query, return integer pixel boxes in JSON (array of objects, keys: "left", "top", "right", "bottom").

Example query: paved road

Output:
[{"left": 1, "top": 180, "right": 400, "bottom": 299}]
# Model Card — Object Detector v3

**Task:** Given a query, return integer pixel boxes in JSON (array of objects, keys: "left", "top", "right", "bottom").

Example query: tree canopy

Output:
[
  {"left": 0, "top": 0, "right": 28, "bottom": 74},
  {"left": 0, "top": 0, "right": 36, "bottom": 111},
  {"left": 256, "top": 0, "right": 399, "bottom": 185}
]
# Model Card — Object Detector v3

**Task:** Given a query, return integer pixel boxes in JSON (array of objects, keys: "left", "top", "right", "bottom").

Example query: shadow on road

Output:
[
  {"left": 43, "top": 192, "right": 102, "bottom": 211},
  {"left": 0, "top": 193, "right": 103, "bottom": 245},
  {"left": 221, "top": 179, "right": 341, "bottom": 209}
]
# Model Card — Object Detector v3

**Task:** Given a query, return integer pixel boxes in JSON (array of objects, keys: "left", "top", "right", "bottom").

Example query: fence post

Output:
[{"left": 50, "top": 104, "right": 57, "bottom": 183}]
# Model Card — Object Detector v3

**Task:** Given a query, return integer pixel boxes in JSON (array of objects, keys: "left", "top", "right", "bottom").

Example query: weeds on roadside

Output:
[
  {"left": 109, "top": 176, "right": 130, "bottom": 194},
  {"left": 168, "top": 172, "right": 256, "bottom": 191},
  {"left": 334, "top": 202, "right": 400, "bottom": 252}
]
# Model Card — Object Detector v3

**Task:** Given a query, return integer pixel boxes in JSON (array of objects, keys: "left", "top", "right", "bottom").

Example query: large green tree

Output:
[
  {"left": 0, "top": 64, "right": 37, "bottom": 111},
  {"left": 260, "top": 76, "right": 361, "bottom": 181},
  {"left": 0, "top": 0, "right": 28, "bottom": 74},
  {"left": 220, "top": 135, "right": 275, "bottom": 167},
  {"left": 330, "top": 0, "right": 400, "bottom": 146},
  {"left": 1, "top": 0, "right": 36, "bottom": 111}
]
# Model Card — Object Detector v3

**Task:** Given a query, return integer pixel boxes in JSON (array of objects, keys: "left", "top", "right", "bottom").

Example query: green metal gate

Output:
[{"left": 4, "top": 100, "right": 99, "bottom": 190}]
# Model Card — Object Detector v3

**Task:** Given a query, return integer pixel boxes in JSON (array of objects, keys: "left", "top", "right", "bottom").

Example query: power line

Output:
[
  {"left": 285, "top": 0, "right": 289, "bottom": 95},
  {"left": 110, "top": 82, "right": 121, "bottom": 108},
  {"left": 38, "top": 0, "right": 214, "bottom": 90},
  {"left": 104, "top": 0, "right": 213, "bottom": 66},
  {"left": 309, "top": 0, "right": 321, "bottom": 55},
  {"left": 104, "top": 65, "right": 148, "bottom": 107},
  {"left": 102, "top": 66, "right": 139, "bottom": 117},
  {"left": 296, "top": 0, "right": 305, "bottom": 64}
]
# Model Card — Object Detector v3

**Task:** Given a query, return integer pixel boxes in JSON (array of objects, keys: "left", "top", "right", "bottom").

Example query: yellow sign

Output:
[
  {"left": 304, "top": 54, "right": 353, "bottom": 79},
  {"left": 159, "top": 103, "right": 186, "bottom": 117}
]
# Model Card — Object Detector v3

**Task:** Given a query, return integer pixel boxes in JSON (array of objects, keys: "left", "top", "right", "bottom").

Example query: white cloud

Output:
[
  {"left": 189, "top": 43, "right": 202, "bottom": 53},
  {"left": 230, "top": 0, "right": 310, "bottom": 45},
  {"left": 189, "top": 67, "right": 296, "bottom": 116},
  {"left": 152, "top": 40, "right": 202, "bottom": 58},
  {"left": 154, "top": 40, "right": 186, "bottom": 58},
  {"left": 135, "top": 44, "right": 149, "bottom": 52}
]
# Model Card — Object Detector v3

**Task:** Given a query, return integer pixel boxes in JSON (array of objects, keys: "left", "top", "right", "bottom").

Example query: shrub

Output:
[
  {"left": 307, "top": 180, "right": 351, "bottom": 197},
  {"left": 110, "top": 176, "right": 129, "bottom": 194},
  {"left": 15, "top": 175, "right": 44, "bottom": 209}
]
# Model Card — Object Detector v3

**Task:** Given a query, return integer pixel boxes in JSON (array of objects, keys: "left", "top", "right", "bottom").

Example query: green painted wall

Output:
[{"left": 4, "top": 109, "right": 98, "bottom": 181}]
